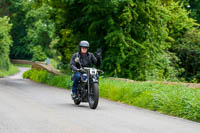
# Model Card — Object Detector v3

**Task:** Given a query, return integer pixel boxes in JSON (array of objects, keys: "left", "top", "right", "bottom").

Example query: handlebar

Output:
[
  {"left": 97, "top": 70, "right": 104, "bottom": 74},
  {"left": 82, "top": 67, "right": 104, "bottom": 75}
]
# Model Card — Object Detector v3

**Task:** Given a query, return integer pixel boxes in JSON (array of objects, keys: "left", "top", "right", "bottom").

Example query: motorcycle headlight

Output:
[{"left": 90, "top": 68, "right": 97, "bottom": 75}]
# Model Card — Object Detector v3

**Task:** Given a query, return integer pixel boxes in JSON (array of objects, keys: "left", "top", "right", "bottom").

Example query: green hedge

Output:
[
  {"left": 23, "top": 69, "right": 200, "bottom": 122},
  {"left": 23, "top": 69, "right": 72, "bottom": 88}
]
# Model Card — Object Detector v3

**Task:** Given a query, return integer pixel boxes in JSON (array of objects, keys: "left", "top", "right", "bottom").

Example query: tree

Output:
[
  {"left": 181, "top": 0, "right": 200, "bottom": 24},
  {"left": 0, "top": 0, "right": 13, "bottom": 17},
  {"left": 23, "top": 3, "right": 57, "bottom": 61},
  {"left": 0, "top": 0, "right": 31, "bottom": 59},
  {"left": 0, "top": 16, "right": 12, "bottom": 70},
  {"left": 41, "top": 0, "right": 196, "bottom": 81},
  {"left": 173, "top": 28, "right": 200, "bottom": 82},
  {"left": 0, "top": 0, "right": 57, "bottom": 60}
]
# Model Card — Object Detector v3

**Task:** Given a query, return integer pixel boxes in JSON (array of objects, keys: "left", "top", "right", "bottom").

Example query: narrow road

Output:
[{"left": 0, "top": 67, "right": 200, "bottom": 133}]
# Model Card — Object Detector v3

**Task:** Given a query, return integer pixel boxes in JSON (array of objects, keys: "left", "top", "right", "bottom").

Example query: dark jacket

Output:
[{"left": 70, "top": 52, "right": 101, "bottom": 72}]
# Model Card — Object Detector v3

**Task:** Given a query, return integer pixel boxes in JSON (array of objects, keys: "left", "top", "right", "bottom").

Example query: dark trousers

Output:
[{"left": 72, "top": 72, "right": 81, "bottom": 94}]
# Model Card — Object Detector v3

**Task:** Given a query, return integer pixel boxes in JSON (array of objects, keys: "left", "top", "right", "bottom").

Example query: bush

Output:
[
  {"left": 23, "top": 69, "right": 72, "bottom": 88},
  {"left": 32, "top": 45, "right": 47, "bottom": 61},
  {"left": 0, "top": 64, "right": 19, "bottom": 78}
]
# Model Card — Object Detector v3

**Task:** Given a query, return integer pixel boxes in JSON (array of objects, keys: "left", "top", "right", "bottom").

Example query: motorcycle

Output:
[{"left": 71, "top": 58, "right": 104, "bottom": 109}]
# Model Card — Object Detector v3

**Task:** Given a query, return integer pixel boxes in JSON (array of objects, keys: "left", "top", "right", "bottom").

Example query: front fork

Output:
[
  {"left": 87, "top": 71, "right": 91, "bottom": 96},
  {"left": 87, "top": 72, "right": 99, "bottom": 96}
]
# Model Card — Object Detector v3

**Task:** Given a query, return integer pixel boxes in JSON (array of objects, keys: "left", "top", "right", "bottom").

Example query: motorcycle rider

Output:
[{"left": 70, "top": 40, "right": 102, "bottom": 98}]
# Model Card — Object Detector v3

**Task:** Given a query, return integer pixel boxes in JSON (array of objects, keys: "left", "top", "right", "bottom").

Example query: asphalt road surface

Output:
[{"left": 0, "top": 67, "right": 200, "bottom": 133}]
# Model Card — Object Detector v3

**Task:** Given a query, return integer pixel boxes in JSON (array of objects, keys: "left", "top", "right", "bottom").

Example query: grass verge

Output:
[
  {"left": 14, "top": 64, "right": 32, "bottom": 67},
  {"left": 23, "top": 69, "right": 200, "bottom": 122},
  {"left": 23, "top": 69, "right": 72, "bottom": 88},
  {"left": 0, "top": 64, "right": 19, "bottom": 78}
]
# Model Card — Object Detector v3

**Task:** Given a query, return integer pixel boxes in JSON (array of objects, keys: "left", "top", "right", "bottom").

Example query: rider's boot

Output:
[{"left": 71, "top": 92, "right": 78, "bottom": 99}]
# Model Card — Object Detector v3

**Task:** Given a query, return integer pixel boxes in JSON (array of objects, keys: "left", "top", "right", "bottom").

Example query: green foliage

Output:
[
  {"left": 7, "top": 0, "right": 32, "bottom": 59},
  {"left": 32, "top": 45, "right": 47, "bottom": 61},
  {"left": 1, "top": 0, "right": 200, "bottom": 82},
  {"left": 173, "top": 28, "right": 200, "bottom": 82},
  {"left": 0, "top": 16, "right": 12, "bottom": 70},
  {"left": 0, "top": 0, "right": 15, "bottom": 17},
  {"left": 50, "top": 59, "right": 59, "bottom": 69},
  {"left": 0, "top": 64, "right": 19, "bottom": 78},
  {"left": 180, "top": 0, "right": 200, "bottom": 24},
  {"left": 24, "top": 3, "right": 57, "bottom": 58},
  {"left": 41, "top": 0, "right": 196, "bottom": 81},
  {"left": 0, "top": 0, "right": 57, "bottom": 60},
  {"left": 23, "top": 69, "right": 72, "bottom": 88},
  {"left": 166, "top": 2, "right": 195, "bottom": 39}
]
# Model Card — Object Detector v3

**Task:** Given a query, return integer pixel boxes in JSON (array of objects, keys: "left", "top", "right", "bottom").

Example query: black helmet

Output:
[{"left": 80, "top": 40, "right": 89, "bottom": 48}]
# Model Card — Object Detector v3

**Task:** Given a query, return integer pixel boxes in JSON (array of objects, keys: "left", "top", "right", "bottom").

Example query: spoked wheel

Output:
[
  {"left": 72, "top": 92, "right": 81, "bottom": 105},
  {"left": 88, "top": 83, "right": 99, "bottom": 109}
]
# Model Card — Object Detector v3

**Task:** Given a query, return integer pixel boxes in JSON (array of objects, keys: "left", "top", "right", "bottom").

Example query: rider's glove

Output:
[
  {"left": 72, "top": 67, "right": 79, "bottom": 72},
  {"left": 96, "top": 48, "right": 102, "bottom": 59},
  {"left": 78, "top": 68, "right": 85, "bottom": 73}
]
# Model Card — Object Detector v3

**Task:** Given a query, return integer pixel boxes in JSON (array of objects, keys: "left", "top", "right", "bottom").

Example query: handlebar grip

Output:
[{"left": 98, "top": 70, "right": 104, "bottom": 74}]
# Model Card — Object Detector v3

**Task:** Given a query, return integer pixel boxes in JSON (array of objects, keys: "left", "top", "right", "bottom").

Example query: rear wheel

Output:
[
  {"left": 74, "top": 99, "right": 81, "bottom": 105},
  {"left": 73, "top": 84, "right": 81, "bottom": 105},
  {"left": 88, "top": 83, "right": 99, "bottom": 109}
]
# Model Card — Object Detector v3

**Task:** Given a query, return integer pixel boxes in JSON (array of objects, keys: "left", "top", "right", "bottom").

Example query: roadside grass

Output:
[
  {"left": 0, "top": 64, "right": 19, "bottom": 78},
  {"left": 23, "top": 69, "right": 72, "bottom": 88},
  {"left": 99, "top": 78, "right": 200, "bottom": 122},
  {"left": 14, "top": 64, "right": 32, "bottom": 67},
  {"left": 23, "top": 69, "right": 200, "bottom": 122}
]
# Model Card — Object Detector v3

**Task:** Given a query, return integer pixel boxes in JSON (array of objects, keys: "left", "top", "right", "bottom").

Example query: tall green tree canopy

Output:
[
  {"left": 41, "top": 0, "right": 196, "bottom": 81},
  {"left": 1, "top": 0, "right": 199, "bottom": 82},
  {"left": 0, "top": 0, "right": 31, "bottom": 59},
  {"left": 173, "top": 28, "right": 200, "bottom": 82},
  {"left": 23, "top": 3, "right": 57, "bottom": 61},
  {"left": 180, "top": 0, "right": 200, "bottom": 23},
  {"left": 0, "top": 0, "right": 56, "bottom": 60}
]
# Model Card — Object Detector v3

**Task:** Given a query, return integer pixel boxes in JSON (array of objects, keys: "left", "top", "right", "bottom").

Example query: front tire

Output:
[{"left": 88, "top": 83, "right": 99, "bottom": 109}]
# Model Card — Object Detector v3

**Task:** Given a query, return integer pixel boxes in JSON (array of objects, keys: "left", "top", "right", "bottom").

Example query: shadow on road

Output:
[
  {"left": 57, "top": 102, "right": 105, "bottom": 111},
  {"left": 58, "top": 103, "right": 90, "bottom": 109}
]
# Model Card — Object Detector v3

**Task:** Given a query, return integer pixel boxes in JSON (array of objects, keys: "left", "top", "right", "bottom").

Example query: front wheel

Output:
[{"left": 88, "top": 83, "right": 99, "bottom": 109}]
